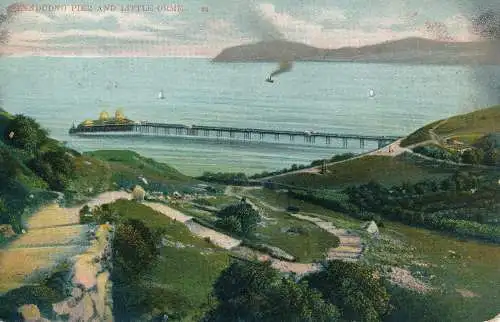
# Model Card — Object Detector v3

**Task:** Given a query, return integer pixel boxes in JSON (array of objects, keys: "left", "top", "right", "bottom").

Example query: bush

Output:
[
  {"left": 216, "top": 202, "right": 260, "bottom": 237},
  {"left": 461, "top": 148, "right": 484, "bottom": 164},
  {"left": 304, "top": 260, "right": 390, "bottom": 322},
  {"left": 113, "top": 219, "right": 159, "bottom": 279},
  {"left": 204, "top": 261, "right": 340, "bottom": 322},
  {"left": 197, "top": 172, "right": 249, "bottom": 185},
  {"left": 3, "top": 114, "right": 49, "bottom": 154},
  {"left": 28, "top": 148, "right": 75, "bottom": 191}
]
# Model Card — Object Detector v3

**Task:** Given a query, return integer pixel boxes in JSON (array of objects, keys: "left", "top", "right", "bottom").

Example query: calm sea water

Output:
[{"left": 0, "top": 57, "right": 498, "bottom": 176}]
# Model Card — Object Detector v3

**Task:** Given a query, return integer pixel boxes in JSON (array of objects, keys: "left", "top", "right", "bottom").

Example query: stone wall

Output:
[{"left": 51, "top": 224, "right": 115, "bottom": 321}]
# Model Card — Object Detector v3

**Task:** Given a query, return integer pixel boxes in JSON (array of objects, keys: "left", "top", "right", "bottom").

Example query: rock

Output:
[
  {"left": 132, "top": 185, "right": 146, "bottom": 202},
  {"left": 71, "top": 287, "right": 83, "bottom": 300},
  {"left": 362, "top": 221, "right": 379, "bottom": 235},
  {"left": 18, "top": 304, "right": 41, "bottom": 321},
  {"left": 261, "top": 244, "right": 295, "bottom": 261},
  {"left": 0, "top": 224, "right": 16, "bottom": 238}
]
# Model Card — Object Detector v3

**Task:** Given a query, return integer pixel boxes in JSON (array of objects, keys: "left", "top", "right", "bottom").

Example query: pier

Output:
[{"left": 69, "top": 121, "right": 402, "bottom": 149}]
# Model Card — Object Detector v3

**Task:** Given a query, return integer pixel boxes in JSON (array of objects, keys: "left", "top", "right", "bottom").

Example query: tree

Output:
[
  {"left": 204, "top": 261, "right": 339, "bottom": 322},
  {"left": 4, "top": 114, "right": 49, "bottom": 154},
  {"left": 216, "top": 216, "right": 242, "bottom": 235},
  {"left": 304, "top": 260, "right": 391, "bottom": 322},
  {"left": 385, "top": 285, "right": 456, "bottom": 322},
  {"left": 113, "top": 219, "right": 158, "bottom": 278},
  {"left": 0, "top": 147, "right": 19, "bottom": 180},
  {"left": 461, "top": 148, "right": 483, "bottom": 164},
  {"left": 217, "top": 202, "right": 260, "bottom": 236},
  {"left": 483, "top": 148, "right": 499, "bottom": 166}
]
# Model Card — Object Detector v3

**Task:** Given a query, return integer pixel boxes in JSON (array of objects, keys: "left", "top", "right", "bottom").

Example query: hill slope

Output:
[
  {"left": 212, "top": 37, "right": 500, "bottom": 65},
  {"left": 0, "top": 111, "right": 193, "bottom": 236}
]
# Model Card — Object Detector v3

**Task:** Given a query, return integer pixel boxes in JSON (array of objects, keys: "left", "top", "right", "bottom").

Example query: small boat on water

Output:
[{"left": 158, "top": 90, "right": 165, "bottom": 99}]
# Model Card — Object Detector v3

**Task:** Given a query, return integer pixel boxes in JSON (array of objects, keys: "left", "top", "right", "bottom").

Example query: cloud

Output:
[
  {"left": 424, "top": 20, "right": 453, "bottom": 40},
  {"left": 471, "top": 9, "right": 500, "bottom": 39},
  {"left": 0, "top": 0, "right": 485, "bottom": 57}
]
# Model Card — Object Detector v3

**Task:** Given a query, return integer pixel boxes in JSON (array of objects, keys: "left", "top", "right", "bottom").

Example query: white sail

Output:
[{"left": 158, "top": 90, "right": 165, "bottom": 99}]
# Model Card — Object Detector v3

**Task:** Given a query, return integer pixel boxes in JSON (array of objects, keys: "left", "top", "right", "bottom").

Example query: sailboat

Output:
[{"left": 158, "top": 90, "right": 165, "bottom": 99}]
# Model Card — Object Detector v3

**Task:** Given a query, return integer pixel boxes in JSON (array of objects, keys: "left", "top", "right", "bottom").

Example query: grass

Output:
[
  {"left": 434, "top": 105, "right": 500, "bottom": 137},
  {"left": 244, "top": 187, "right": 500, "bottom": 321},
  {"left": 170, "top": 203, "right": 218, "bottom": 223},
  {"left": 447, "top": 133, "right": 485, "bottom": 145},
  {"left": 253, "top": 210, "right": 339, "bottom": 262},
  {"left": 85, "top": 150, "right": 191, "bottom": 184},
  {"left": 400, "top": 105, "right": 500, "bottom": 148},
  {"left": 275, "top": 154, "right": 458, "bottom": 189},
  {"left": 244, "top": 188, "right": 361, "bottom": 229},
  {"left": 198, "top": 195, "right": 240, "bottom": 207},
  {"left": 146, "top": 246, "right": 229, "bottom": 319},
  {"left": 371, "top": 221, "right": 500, "bottom": 322},
  {"left": 171, "top": 196, "right": 340, "bottom": 263},
  {"left": 69, "top": 155, "right": 113, "bottom": 199},
  {"left": 109, "top": 200, "right": 231, "bottom": 319},
  {"left": 400, "top": 120, "right": 441, "bottom": 147}
]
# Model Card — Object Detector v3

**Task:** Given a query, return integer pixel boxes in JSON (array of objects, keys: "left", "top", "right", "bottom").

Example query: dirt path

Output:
[
  {"left": 143, "top": 202, "right": 242, "bottom": 250},
  {"left": 0, "top": 191, "right": 131, "bottom": 293},
  {"left": 225, "top": 186, "right": 364, "bottom": 262}
]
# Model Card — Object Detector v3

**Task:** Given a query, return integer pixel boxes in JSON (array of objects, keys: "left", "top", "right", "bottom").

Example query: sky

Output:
[{"left": 0, "top": 0, "right": 496, "bottom": 57}]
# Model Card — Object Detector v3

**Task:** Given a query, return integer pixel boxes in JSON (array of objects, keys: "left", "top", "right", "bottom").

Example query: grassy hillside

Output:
[
  {"left": 0, "top": 110, "right": 194, "bottom": 235},
  {"left": 242, "top": 188, "right": 500, "bottom": 321},
  {"left": 434, "top": 105, "right": 500, "bottom": 137},
  {"left": 275, "top": 154, "right": 463, "bottom": 189},
  {"left": 400, "top": 120, "right": 441, "bottom": 147},
  {"left": 401, "top": 105, "right": 500, "bottom": 147},
  {"left": 85, "top": 150, "right": 189, "bottom": 182},
  {"left": 94, "top": 200, "right": 230, "bottom": 321}
]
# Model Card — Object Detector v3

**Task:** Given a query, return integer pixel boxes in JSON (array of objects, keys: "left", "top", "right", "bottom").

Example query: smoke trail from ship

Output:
[
  {"left": 270, "top": 61, "right": 293, "bottom": 77},
  {"left": 235, "top": 1, "right": 294, "bottom": 79}
]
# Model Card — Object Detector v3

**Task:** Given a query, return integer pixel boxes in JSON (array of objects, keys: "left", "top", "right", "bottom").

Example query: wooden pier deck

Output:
[{"left": 69, "top": 122, "right": 403, "bottom": 149}]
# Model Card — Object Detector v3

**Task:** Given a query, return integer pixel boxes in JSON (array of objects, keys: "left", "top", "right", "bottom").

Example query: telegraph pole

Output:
[{"left": 320, "top": 159, "right": 327, "bottom": 174}]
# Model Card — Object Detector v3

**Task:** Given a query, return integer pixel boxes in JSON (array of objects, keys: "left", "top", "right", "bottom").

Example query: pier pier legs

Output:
[
  {"left": 342, "top": 138, "right": 348, "bottom": 148},
  {"left": 360, "top": 139, "right": 365, "bottom": 149}
]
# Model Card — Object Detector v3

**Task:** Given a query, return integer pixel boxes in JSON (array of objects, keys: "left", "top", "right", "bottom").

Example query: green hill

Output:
[
  {"left": 401, "top": 105, "right": 500, "bottom": 147},
  {"left": 0, "top": 110, "right": 193, "bottom": 235}
]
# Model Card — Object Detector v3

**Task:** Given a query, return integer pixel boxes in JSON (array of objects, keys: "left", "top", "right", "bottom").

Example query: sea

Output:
[{"left": 1, "top": 57, "right": 499, "bottom": 176}]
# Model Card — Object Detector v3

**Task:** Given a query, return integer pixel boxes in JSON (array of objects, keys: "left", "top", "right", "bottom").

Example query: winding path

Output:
[{"left": 224, "top": 186, "right": 364, "bottom": 267}]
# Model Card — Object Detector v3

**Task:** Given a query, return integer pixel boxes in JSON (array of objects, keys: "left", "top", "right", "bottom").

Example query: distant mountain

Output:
[{"left": 212, "top": 37, "right": 500, "bottom": 65}]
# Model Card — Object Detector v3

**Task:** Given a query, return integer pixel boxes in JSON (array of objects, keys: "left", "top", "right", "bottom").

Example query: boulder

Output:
[
  {"left": 132, "top": 185, "right": 146, "bottom": 202},
  {"left": 362, "top": 221, "right": 379, "bottom": 235},
  {"left": 0, "top": 224, "right": 16, "bottom": 238},
  {"left": 71, "top": 287, "right": 83, "bottom": 300},
  {"left": 17, "top": 304, "right": 41, "bottom": 321}
]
